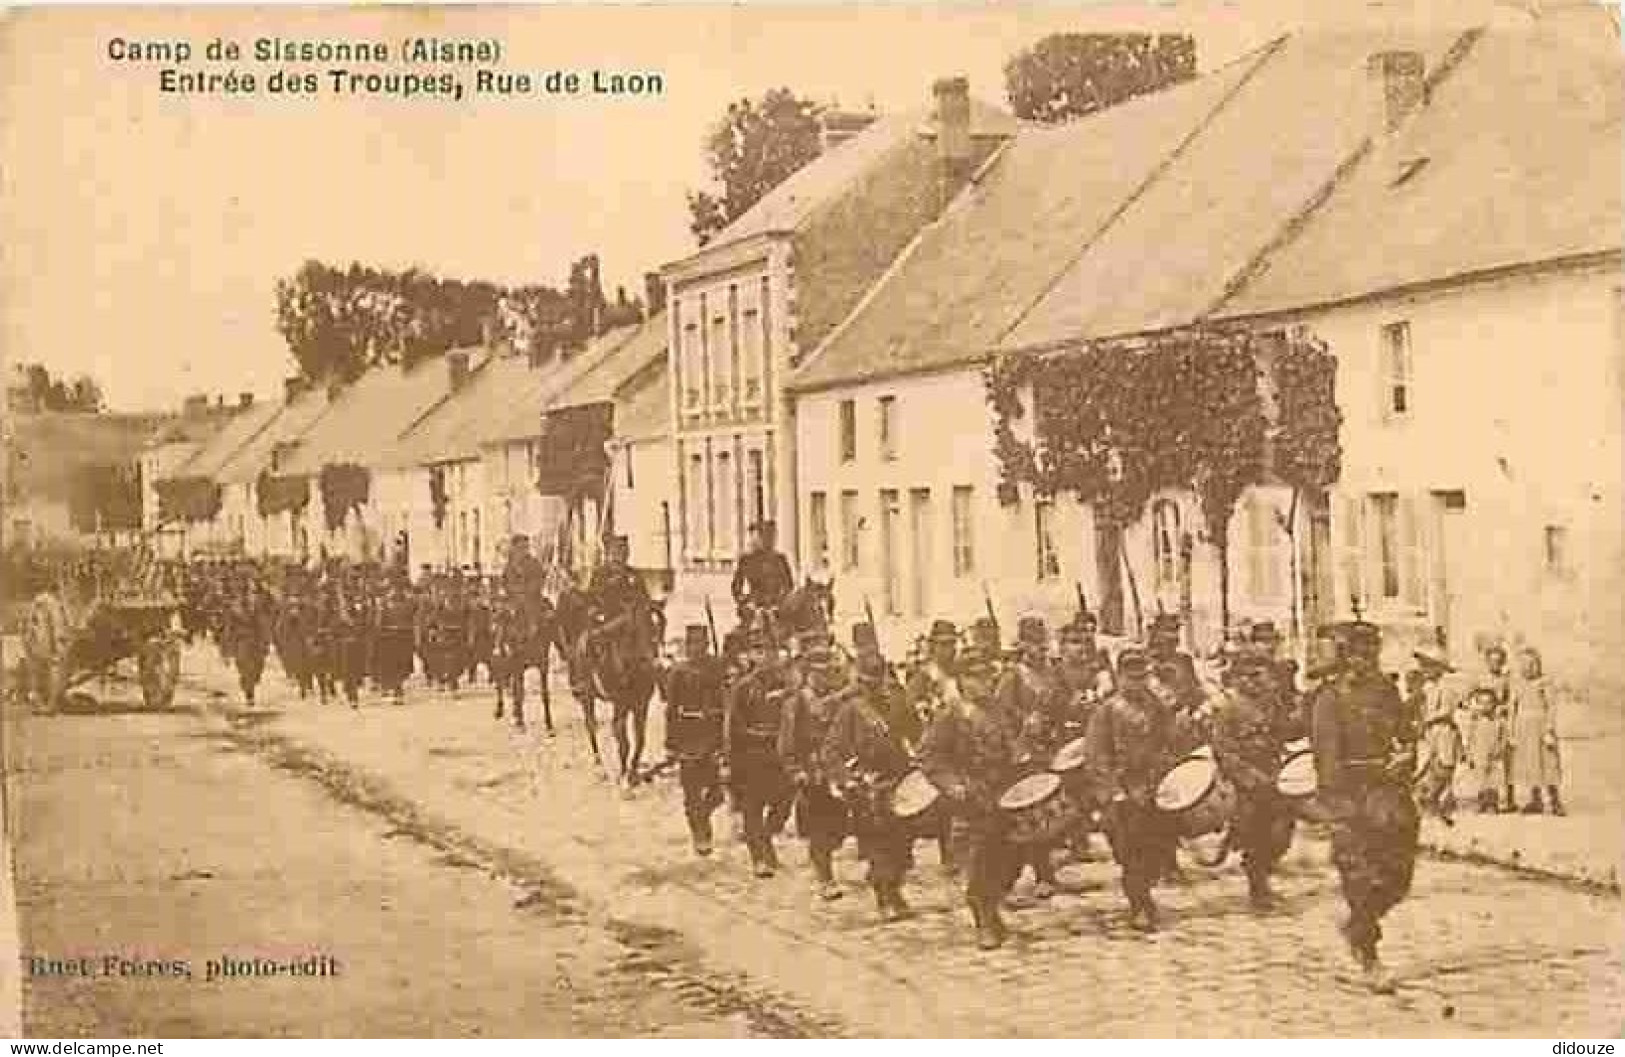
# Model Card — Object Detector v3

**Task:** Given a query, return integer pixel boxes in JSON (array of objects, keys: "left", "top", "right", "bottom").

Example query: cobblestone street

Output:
[{"left": 181, "top": 650, "right": 1625, "bottom": 1038}]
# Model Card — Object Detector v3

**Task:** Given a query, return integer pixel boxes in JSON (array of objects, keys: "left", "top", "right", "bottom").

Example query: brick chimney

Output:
[
  {"left": 644, "top": 272, "right": 666, "bottom": 318},
  {"left": 932, "top": 75, "right": 973, "bottom": 208},
  {"left": 448, "top": 350, "right": 471, "bottom": 390},
  {"left": 238, "top": 392, "right": 254, "bottom": 410},
  {"left": 1368, "top": 51, "right": 1426, "bottom": 136}
]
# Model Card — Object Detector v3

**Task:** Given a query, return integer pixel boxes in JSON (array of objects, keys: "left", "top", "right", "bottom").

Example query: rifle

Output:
[
  {"left": 863, "top": 595, "right": 878, "bottom": 636},
  {"left": 980, "top": 580, "right": 999, "bottom": 635},
  {"left": 1075, "top": 581, "right": 1090, "bottom": 620},
  {"left": 704, "top": 595, "right": 720, "bottom": 656}
]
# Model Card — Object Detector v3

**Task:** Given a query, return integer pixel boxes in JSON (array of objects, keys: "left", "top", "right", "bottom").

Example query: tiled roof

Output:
[
  {"left": 1217, "top": 10, "right": 1622, "bottom": 318},
  {"left": 1000, "top": 27, "right": 1470, "bottom": 349},
  {"left": 614, "top": 357, "right": 671, "bottom": 443},
  {"left": 477, "top": 322, "right": 645, "bottom": 447},
  {"left": 548, "top": 311, "right": 667, "bottom": 411},
  {"left": 172, "top": 401, "right": 281, "bottom": 479},
  {"left": 792, "top": 21, "right": 1601, "bottom": 391},
  {"left": 280, "top": 357, "right": 451, "bottom": 476},
  {"left": 383, "top": 352, "right": 533, "bottom": 468},
  {"left": 684, "top": 99, "right": 1019, "bottom": 254},
  {"left": 214, "top": 388, "right": 331, "bottom": 484},
  {"left": 788, "top": 49, "right": 1268, "bottom": 391}
]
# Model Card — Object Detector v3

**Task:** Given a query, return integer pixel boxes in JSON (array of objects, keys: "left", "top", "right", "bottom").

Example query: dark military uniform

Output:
[
  {"left": 780, "top": 640, "right": 858, "bottom": 897},
  {"left": 727, "top": 653, "right": 796, "bottom": 876},
  {"left": 229, "top": 586, "right": 274, "bottom": 707},
  {"left": 275, "top": 586, "right": 316, "bottom": 698},
  {"left": 1311, "top": 623, "right": 1418, "bottom": 990},
  {"left": 1212, "top": 653, "right": 1305, "bottom": 907},
  {"left": 374, "top": 582, "right": 418, "bottom": 700},
  {"left": 995, "top": 634, "right": 1065, "bottom": 895},
  {"left": 337, "top": 588, "right": 370, "bottom": 706},
  {"left": 822, "top": 674, "right": 915, "bottom": 920},
  {"left": 664, "top": 627, "right": 728, "bottom": 854},
  {"left": 465, "top": 582, "right": 495, "bottom": 686},
  {"left": 1085, "top": 649, "right": 1199, "bottom": 930},
  {"left": 918, "top": 657, "right": 1023, "bottom": 948}
]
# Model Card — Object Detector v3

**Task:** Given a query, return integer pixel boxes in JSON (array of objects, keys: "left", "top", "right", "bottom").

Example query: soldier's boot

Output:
[
  {"left": 1363, "top": 948, "right": 1397, "bottom": 995},
  {"left": 1031, "top": 852, "right": 1057, "bottom": 901},
  {"left": 812, "top": 851, "right": 843, "bottom": 901},
  {"left": 968, "top": 900, "right": 1003, "bottom": 950},
  {"left": 1246, "top": 867, "right": 1277, "bottom": 911},
  {"left": 1547, "top": 786, "right": 1565, "bottom": 816},
  {"left": 875, "top": 883, "right": 912, "bottom": 923},
  {"left": 690, "top": 816, "right": 714, "bottom": 858}
]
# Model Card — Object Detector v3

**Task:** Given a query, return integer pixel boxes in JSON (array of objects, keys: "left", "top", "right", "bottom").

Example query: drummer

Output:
[
  {"left": 823, "top": 640, "right": 917, "bottom": 923},
  {"left": 1054, "top": 615, "right": 1111, "bottom": 856},
  {"left": 904, "top": 620, "right": 962, "bottom": 728},
  {"left": 1085, "top": 645, "right": 1201, "bottom": 932},
  {"left": 1211, "top": 650, "right": 1304, "bottom": 910},
  {"left": 918, "top": 646, "right": 1023, "bottom": 950},
  {"left": 997, "top": 616, "right": 1065, "bottom": 902}
]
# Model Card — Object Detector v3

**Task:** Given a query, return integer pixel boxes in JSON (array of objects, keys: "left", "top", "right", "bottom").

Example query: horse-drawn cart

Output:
[{"left": 23, "top": 583, "right": 182, "bottom": 712}]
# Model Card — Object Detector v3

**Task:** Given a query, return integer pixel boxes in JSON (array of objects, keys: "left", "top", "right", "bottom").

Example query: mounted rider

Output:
[
  {"left": 731, "top": 520, "right": 794, "bottom": 632},
  {"left": 584, "top": 533, "right": 657, "bottom": 652}
]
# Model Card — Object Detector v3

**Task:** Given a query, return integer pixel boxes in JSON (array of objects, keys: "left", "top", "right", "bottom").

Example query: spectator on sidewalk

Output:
[
  {"left": 1464, "top": 687, "right": 1510, "bottom": 813},
  {"left": 1411, "top": 646, "right": 1462, "bottom": 824},
  {"left": 1510, "top": 646, "right": 1564, "bottom": 816},
  {"left": 1478, "top": 642, "right": 1516, "bottom": 809}
]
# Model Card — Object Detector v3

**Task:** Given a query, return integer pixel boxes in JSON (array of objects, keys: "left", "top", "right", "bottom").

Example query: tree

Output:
[
  {"left": 69, "top": 375, "right": 104, "bottom": 413},
  {"left": 1004, "top": 33, "right": 1197, "bottom": 124},
  {"left": 687, "top": 88, "right": 824, "bottom": 246}
]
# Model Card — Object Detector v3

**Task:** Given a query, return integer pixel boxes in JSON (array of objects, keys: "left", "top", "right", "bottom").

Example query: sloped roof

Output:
[
  {"left": 478, "top": 322, "right": 645, "bottom": 447},
  {"left": 280, "top": 357, "right": 451, "bottom": 475},
  {"left": 548, "top": 311, "right": 667, "bottom": 411},
  {"left": 214, "top": 387, "right": 331, "bottom": 484},
  {"left": 687, "top": 99, "right": 1019, "bottom": 254},
  {"left": 1001, "top": 27, "right": 1471, "bottom": 349},
  {"left": 615, "top": 357, "right": 672, "bottom": 443},
  {"left": 789, "top": 48, "right": 1268, "bottom": 391},
  {"left": 1218, "top": 10, "right": 1622, "bottom": 318},
  {"left": 171, "top": 400, "right": 281, "bottom": 479},
  {"left": 383, "top": 352, "right": 534, "bottom": 468},
  {"left": 7, "top": 413, "right": 167, "bottom": 500}
]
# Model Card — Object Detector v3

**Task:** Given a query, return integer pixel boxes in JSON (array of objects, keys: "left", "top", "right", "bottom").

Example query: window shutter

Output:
[
  {"left": 1335, "top": 492, "right": 1364, "bottom": 612},
  {"left": 1399, "top": 492, "right": 1425, "bottom": 609}
]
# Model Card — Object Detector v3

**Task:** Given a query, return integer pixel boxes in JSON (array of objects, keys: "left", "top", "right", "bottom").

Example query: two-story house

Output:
[{"left": 659, "top": 82, "right": 1018, "bottom": 611}]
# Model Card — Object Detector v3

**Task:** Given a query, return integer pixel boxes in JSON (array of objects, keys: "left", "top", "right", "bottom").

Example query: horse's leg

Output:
[
  {"left": 538, "top": 655, "right": 554, "bottom": 734},
  {"left": 493, "top": 650, "right": 506, "bottom": 719},
  {"left": 629, "top": 696, "right": 649, "bottom": 785},
  {"left": 511, "top": 662, "right": 526, "bottom": 731}
]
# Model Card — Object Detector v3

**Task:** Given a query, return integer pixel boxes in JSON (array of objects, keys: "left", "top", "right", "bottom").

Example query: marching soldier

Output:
[
  {"left": 229, "top": 580, "right": 274, "bottom": 708},
  {"left": 997, "top": 616, "right": 1065, "bottom": 901},
  {"left": 727, "top": 628, "right": 796, "bottom": 878},
  {"left": 374, "top": 574, "right": 418, "bottom": 703},
  {"left": 1148, "top": 613, "right": 1206, "bottom": 717},
  {"left": 1211, "top": 650, "right": 1305, "bottom": 910},
  {"left": 823, "top": 646, "right": 917, "bottom": 923},
  {"left": 731, "top": 520, "right": 794, "bottom": 626},
  {"left": 1085, "top": 645, "right": 1201, "bottom": 932},
  {"left": 780, "top": 628, "right": 857, "bottom": 900},
  {"left": 1311, "top": 621, "right": 1420, "bottom": 994},
  {"left": 664, "top": 625, "right": 728, "bottom": 856},
  {"left": 918, "top": 646, "right": 1023, "bottom": 950},
  {"left": 466, "top": 577, "right": 495, "bottom": 687},
  {"left": 905, "top": 620, "right": 962, "bottom": 730}
]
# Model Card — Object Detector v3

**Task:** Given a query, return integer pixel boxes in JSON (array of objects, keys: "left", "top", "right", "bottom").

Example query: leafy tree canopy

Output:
[
  {"left": 1004, "top": 32, "right": 1197, "bottom": 124},
  {"left": 688, "top": 88, "right": 824, "bottom": 247}
]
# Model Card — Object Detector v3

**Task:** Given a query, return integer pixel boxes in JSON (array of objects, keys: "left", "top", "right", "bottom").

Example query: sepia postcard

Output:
[{"left": 1, "top": 0, "right": 1621, "bottom": 1040}]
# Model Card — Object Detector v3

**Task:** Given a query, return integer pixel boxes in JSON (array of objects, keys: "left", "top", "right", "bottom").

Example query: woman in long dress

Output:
[{"left": 1509, "top": 647, "right": 1563, "bottom": 815}]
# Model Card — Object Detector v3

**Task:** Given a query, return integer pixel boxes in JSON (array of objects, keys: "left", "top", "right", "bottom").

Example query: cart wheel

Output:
[{"left": 139, "top": 634, "right": 180, "bottom": 709}]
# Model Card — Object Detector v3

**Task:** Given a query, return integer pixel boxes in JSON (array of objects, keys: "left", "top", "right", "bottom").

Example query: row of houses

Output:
[{"left": 151, "top": 8, "right": 1622, "bottom": 693}]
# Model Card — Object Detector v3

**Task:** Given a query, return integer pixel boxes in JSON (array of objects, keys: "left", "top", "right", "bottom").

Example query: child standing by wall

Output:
[
  {"left": 1465, "top": 687, "right": 1510, "bottom": 813},
  {"left": 1510, "top": 647, "right": 1563, "bottom": 815}
]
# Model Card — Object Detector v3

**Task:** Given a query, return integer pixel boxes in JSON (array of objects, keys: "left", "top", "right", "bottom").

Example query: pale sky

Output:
[{"left": 0, "top": 0, "right": 1551, "bottom": 411}]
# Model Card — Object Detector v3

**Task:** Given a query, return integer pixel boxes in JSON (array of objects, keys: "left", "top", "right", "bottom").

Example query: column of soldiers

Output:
[{"left": 661, "top": 601, "right": 1419, "bottom": 993}]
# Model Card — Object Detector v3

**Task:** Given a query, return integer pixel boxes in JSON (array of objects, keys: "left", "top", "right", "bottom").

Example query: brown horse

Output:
[
  {"left": 493, "top": 594, "right": 558, "bottom": 733},
  {"left": 580, "top": 603, "right": 662, "bottom": 786}
]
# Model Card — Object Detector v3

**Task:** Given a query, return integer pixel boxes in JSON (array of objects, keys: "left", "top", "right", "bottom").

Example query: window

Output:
[
  {"left": 1035, "top": 499, "right": 1060, "bottom": 581},
  {"left": 1244, "top": 494, "right": 1282, "bottom": 600},
  {"left": 1367, "top": 491, "right": 1424, "bottom": 608},
  {"left": 909, "top": 488, "right": 932, "bottom": 616},
  {"left": 747, "top": 449, "right": 765, "bottom": 528},
  {"left": 712, "top": 307, "right": 731, "bottom": 409},
  {"left": 715, "top": 451, "right": 735, "bottom": 554},
  {"left": 878, "top": 395, "right": 897, "bottom": 461},
  {"left": 1544, "top": 524, "right": 1569, "bottom": 575},
  {"left": 809, "top": 491, "right": 830, "bottom": 571},
  {"left": 687, "top": 452, "right": 706, "bottom": 555},
  {"left": 951, "top": 485, "right": 975, "bottom": 576},
  {"left": 1151, "top": 499, "right": 1181, "bottom": 588},
  {"left": 839, "top": 399, "right": 857, "bottom": 462},
  {"left": 682, "top": 309, "right": 702, "bottom": 412},
  {"left": 839, "top": 490, "right": 860, "bottom": 571},
  {"left": 726, "top": 285, "right": 741, "bottom": 410},
  {"left": 759, "top": 276, "right": 773, "bottom": 404},
  {"left": 742, "top": 303, "right": 762, "bottom": 405},
  {"left": 880, "top": 489, "right": 901, "bottom": 615},
  {"left": 1380, "top": 321, "right": 1412, "bottom": 418}
]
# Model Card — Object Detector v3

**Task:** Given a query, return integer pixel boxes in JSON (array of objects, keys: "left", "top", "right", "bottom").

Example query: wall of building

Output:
[
  {"left": 610, "top": 436, "right": 678, "bottom": 576},
  {"left": 1271, "top": 261, "right": 1625, "bottom": 693}
]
